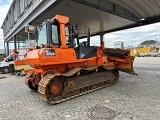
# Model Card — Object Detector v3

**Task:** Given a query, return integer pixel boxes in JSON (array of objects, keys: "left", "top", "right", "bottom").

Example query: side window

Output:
[
  {"left": 51, "top": 25, "right": 59, "bottom": 44},
  {"left": 38, "top": 24, "right": 47, "bottom": 46}
]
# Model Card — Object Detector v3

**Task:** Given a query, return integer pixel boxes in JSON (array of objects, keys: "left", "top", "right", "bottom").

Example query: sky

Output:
[
  {"left": 0, "top": 0, "right": 160, "bottom": 49},
  {"left": 81, "top": 22, "right": 160, "bottom": 48},
  {"left": 0, "top": 0, "right": 12, "bottom": 49},
  {"left": 104, "top": 23, "right": 160, "bottom": 48}
]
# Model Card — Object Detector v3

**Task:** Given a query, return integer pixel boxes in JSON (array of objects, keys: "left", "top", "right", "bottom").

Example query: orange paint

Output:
[{"left": 24, "top": 15, "right": 136, "bottom": 88}]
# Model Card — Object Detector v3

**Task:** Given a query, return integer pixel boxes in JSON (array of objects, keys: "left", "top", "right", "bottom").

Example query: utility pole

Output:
[{"left": 132, "top": 40, "right": 134, "bottom": 56}]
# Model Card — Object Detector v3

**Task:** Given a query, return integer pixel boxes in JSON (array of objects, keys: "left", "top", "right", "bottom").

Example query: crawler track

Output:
[{"left": 38, "top": 66, "right": 119, "bottom": 104}]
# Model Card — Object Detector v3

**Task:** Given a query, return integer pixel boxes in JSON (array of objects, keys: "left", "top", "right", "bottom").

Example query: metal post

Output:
[
  {"left": 13, "top": 35, "right": 17, "bottom": 50},
  {"left": 6, "top": 41, "right": 9, "bottom": 55},
  {"left": 86, "top": 27, "right": 90, "bottom": 46},
  {"left": 18, "top": 40, "right": 20, "bottom": 48},
  {"left": 132, "top": 40, "right": 134, "bottom": 56},
  {"left": 28, "top": 33, "right": 30, "bottom": 41},
  {"left": 99, "top": 33, "right": 104, "bottom": 48},
  {"left": 100, "top": 33, "right": 104, "bottom": 42},
  {"left": 4, "top": 41, "right": 6, "bottom": 56}
]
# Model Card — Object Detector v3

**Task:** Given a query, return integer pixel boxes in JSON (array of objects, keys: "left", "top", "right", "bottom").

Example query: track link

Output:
[{"left": 38, "top": 66, "right": 119, "bottom": 104}]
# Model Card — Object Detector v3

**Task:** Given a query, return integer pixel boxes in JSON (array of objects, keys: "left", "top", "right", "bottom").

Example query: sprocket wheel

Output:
[{"left": 49, "top": 79, "right": 63, "bottom": 96}]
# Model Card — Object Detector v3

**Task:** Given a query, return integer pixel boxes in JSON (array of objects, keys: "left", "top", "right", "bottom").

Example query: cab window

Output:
[
  {"left": 51, "top": 24, "right": 59, "bottom": 44},
  {"left": 38, "top": 24, "right": 47, "bottom": 46}
]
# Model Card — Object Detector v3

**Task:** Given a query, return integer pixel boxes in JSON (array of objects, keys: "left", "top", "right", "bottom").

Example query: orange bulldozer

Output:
[{"left": 24, "top": 15, "right": 136, "bottom": 104}]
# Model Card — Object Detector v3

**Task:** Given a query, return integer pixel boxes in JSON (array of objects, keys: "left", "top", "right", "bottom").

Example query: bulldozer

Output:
[{"left": 25, "top": 15, "right": 136, "bottom": 104}]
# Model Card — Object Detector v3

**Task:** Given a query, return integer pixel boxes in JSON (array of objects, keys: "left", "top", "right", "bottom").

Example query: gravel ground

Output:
[{"left": 0, "top": 57, "right": 160, "bottom": 120}]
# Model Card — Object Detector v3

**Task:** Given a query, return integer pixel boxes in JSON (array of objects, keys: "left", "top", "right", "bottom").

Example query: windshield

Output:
[
  {"left": 38, "top": 24, "right": 47, "bottom": 46},
  {"left": 5, "top": 54, "right": 14, "bottom": 62}
]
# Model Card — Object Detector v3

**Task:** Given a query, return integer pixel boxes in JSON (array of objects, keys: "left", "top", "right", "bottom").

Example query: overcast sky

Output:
[
  {"left": 0, "top": 0, "right": 12, "bottom": 49},
  {"left": 0, "top": 0, "right": 160, "bottom": 49}
]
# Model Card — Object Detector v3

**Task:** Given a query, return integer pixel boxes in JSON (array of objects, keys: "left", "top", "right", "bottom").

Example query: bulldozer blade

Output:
[{"left": 117, "top": 56, "right": 137, "bottom": 75}]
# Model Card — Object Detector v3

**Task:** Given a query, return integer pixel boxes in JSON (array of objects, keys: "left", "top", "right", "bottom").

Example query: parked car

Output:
[{"left": 0, "top": 53, "right": 14, "bottom": 74}]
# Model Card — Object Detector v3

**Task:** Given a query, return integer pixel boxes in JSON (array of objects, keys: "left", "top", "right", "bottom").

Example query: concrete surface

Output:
[{"left": 0, "top": 57, "right": 160, "bottom": 120}]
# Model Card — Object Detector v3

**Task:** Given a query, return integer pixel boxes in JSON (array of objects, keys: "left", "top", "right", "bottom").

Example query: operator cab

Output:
[
  {"left": 26, "top": 15, "right": 97, "bottom": 59},
  {"left": 37, "top": 20, "right": 77, "bottom": 48},
  {"left": 38, "top": 19, "right": 97, "bottom": 59}
]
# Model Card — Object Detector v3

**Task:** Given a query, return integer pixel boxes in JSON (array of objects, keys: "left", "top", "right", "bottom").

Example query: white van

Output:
[{"left": 0, "top": 53, "right": 14, "bottom": 74}]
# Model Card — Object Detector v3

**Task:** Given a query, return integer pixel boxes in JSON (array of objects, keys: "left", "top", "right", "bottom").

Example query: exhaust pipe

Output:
[{"left": 85, "top": 27, "right": 90, "bottom": 46}]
